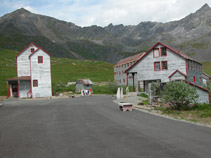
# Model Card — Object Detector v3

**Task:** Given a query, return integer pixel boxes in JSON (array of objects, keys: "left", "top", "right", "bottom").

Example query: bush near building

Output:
[{"left": 161, "top": 81, "right": 199, "bottom": 110}]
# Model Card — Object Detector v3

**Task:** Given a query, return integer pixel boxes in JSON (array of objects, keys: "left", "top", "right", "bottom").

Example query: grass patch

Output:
[
  {"left": 140, "top": 93, "right": 148, "bottom": 98},
  {"left": 142, "top": 99, "right": 149, "bottom": 105},
  {"left": 155, "top": 103, "right": 211, "bottom": 125},
  {"left": 202, "top": 62, "right": 211, "bottom": 76}
]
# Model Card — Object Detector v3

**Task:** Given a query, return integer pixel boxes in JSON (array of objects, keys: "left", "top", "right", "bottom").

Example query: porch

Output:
[
  {"left": 6, "top": 76, "right": 32, "bottom": 98},
  {"left": 126, "top": 72, "right": 161, "bottom": 94}
]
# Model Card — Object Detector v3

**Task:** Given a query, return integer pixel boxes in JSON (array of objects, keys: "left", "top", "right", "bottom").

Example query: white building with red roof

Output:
[
  {"left": 6, "top": 42, "right": 52, "bottom": 98},
  {"left": 125, "top": 42, "right": 210, "bottom": 104},
  {"left": 114, "top": 52, "right": 145, "bottom": 89}
]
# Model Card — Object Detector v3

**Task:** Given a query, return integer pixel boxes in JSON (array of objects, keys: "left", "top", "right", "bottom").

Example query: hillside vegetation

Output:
[
  {"left": 0, "top": 49, "right": 114, "bottom": 96},
  {"left": 1, "top": 4, "right": 211, "bottom": 63},
  {"left": 0, "top": 48, "right": 211, "bottom": 96}
]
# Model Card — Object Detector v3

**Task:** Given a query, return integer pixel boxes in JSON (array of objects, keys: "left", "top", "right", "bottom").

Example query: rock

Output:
[{"left": 59, "top": 93, "right": 63, "bottom": 96}]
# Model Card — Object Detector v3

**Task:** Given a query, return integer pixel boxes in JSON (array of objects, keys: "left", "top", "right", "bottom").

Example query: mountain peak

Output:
[
  {"left": 197, "top": 3, "right": 211, "bottom": 13},
  {"left": 14, "top": 8, "right": 31, "bottom": 14}
]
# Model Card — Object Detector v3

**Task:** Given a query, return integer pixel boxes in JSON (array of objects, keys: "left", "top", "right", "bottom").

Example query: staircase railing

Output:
[{"left": 27, "top": 89, "right": 32, "bottom": 98}]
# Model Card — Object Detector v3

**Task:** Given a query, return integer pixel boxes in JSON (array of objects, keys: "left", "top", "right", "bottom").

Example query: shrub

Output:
[
  {"left": 151, "top": 81, "right": 162, "bottom": 96},
  {"left": 107, "top": 81, "right": 118, "bottom": 94},
  {"left": 92, "top": 82, "right": 118, "bottom": 94},
  {"left": 140, "top": 93, "right": 148, "bottom": 98},
  {"left": 161, "top": 81, "right": 199, "bottom": 110},
  {"left": 52, "top": 81, "right": 75, "bottom": 95}
]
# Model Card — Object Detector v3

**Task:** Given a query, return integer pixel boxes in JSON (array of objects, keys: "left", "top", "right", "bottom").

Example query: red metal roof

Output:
[
  {"left": 202, "top": 72, "right": 211, "bottom": 79},
  {"left": 115, "top": 52, "right": 145, "bottom": 66},
  {"left": 7, "top": 76, "right": 31, "bottom": 81}
]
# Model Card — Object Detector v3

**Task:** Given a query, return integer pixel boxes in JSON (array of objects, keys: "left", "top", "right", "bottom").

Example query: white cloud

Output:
[{"left": 1, "top": 0, "right": 211, "bottom": 26}]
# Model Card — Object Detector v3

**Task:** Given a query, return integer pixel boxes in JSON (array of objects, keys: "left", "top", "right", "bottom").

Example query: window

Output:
[
  {"left": 154, "top": 62, "right": 160, "bottom": 71},
  {"left": 31, "top": 48, "right": 35, "bottom": 53},
  {"left": 38, "top": 56, "right": 43, "bottom": 63},
  {"left": 123, "top": 79, "right": 125, "bottom": 83},
  {"left": 153, "top": 48, "right": 160, "bottom": 58},
  {"left": 33, "top": 80, "right": 38, "bottom": 87},
  {"left": 161, "top": 47, "right": 167, "bottom": 56},
  {"left": 199, "top": 77, "right": 202, "bottom": 83},
  {"left": 161, "top": 61, "right": 168, "bottom": 70},
  {"left": 193, "top": 76, "right": 196, "bottom": 82},
  {"left": 127, "top": 63, "right": 129, "bottom": 67}
]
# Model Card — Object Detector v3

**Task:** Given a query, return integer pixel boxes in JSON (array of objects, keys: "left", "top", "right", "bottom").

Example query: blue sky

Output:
[{"left": 0, "top": 0, "right": 211, "bottom": 26}]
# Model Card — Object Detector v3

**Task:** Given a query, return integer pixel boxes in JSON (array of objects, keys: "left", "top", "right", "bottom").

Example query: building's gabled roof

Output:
[
  {"left": 16, "top": 42, "right": 51, "bottom": 59},
  {"left": 202, "top": 72, "right": 211, "bottom": 79},
  {"left": 115, "top": 52, "right": 145, "bottom": 67},
  {"left": 29, "top": 47, "right": 51, "bottom": 58},
  {"left": 168, "top": 70, "right": 187, "bottom": 78},
  {"left": 76, "top": 79, "right": 93, "bottom": 85},
  {"left": 125, "top": 42, "right": 200, "bottom": 73},
  {"left": 184, "top": 80, "right": 209, "bottom": 92}
]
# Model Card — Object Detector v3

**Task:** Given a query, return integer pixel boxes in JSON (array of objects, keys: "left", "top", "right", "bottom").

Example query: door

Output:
[{"left": 12, "top": 83, "right": 18, "bottom": 97}]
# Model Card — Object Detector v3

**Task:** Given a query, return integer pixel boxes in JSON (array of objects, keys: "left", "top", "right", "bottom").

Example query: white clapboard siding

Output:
[
  {"left": 128, "top": 44, "right": 186, "bottom": 83},
  {"left": 30, "top": 49, "right": 52, "bottom": 98},
  {"left": 196, "top": 88, "right": 210, "bottom": 104},
  {"left": 17, "top": 45, "right": 38, "bottom": 77},
  {"left": 19, "top": 80, "right": 31, "bottom": 98},
  {"left": 169, "top": 71, "right": 186, "bottom": 81}
]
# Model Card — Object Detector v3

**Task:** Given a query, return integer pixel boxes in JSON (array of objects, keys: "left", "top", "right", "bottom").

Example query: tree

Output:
[{"left": 162, "top": 81, "right": 199, "bottom": 110}]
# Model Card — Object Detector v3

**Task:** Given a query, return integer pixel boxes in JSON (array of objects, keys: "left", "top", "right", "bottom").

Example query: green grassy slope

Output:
[
  {"left": 0, "top": 49, "right": 114, "bottom": 96},
  {"left": 1, "top": 48, "right": 211, "bottom": 96},
  {"left": 202, "top": 62, "right": 211, "bottom": 75}
]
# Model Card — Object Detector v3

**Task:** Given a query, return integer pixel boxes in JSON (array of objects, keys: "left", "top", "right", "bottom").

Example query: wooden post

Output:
[
  {"left": 6, "top": 82, "right": 10, "bottom": 98},
  {"left": 126, "top": 73, "right": 129, "bottom": 87},
  {"left": 18, "top": 80, "right": 20, "bottom": 98},
  {"left": 132, "top": 73, "right": 135, "bottom": 92}
]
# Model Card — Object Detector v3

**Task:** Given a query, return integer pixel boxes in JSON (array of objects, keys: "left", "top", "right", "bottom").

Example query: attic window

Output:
[
  {"left": 153, "top": 48, "right": 160, "bottom": 58},
  {"left": 31, "top": 48, "right": 35, "bottom": 53},
  {"left": 161, "top": 47, "right": 167, "bottom": 56},
  {"left": 38, "top": 56, "right": 43, "bottom": 63}
]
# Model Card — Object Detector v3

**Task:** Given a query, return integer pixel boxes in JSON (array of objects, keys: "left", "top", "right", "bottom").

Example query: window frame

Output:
[
  {"left": 154, "top": 62, "right": 161, "bottom": 71},
  {"left": 31, "top": 48, "right": 35, "bottom": 53},
  {"left": 153, "top": 48, "right": 160, "bottom": 58},
  {"left": 161, "top": 61, "right": 168, "bottom": 70},
  {"left": 33, "top": 80, "right": 38, "bottom": 87},
  {"left": 38, "top": 56, "right": 43, "bottom": 64},
  {"left": 161, "top": 47, "right": 167, "bottom": 56}
]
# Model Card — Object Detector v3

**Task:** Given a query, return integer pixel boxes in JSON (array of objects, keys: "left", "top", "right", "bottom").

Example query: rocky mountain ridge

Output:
[{"left": 0, "top": 4, "right": 211, "bottom": 63}]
